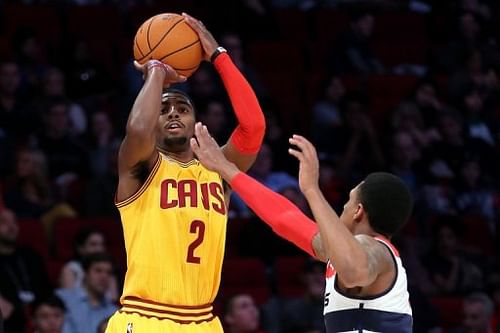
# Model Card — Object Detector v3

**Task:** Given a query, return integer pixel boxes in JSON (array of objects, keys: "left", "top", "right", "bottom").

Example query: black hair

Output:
[
  {"left": 73, "top": 226, "right": 105, "bottom": 260},
  {"left": 32, "top": 294, "right": 66, "bottom": 314},
  {"left": 358, "top": 172, "right": 413, "bottom": 237},
  {"left": 81, "top": 252, "right": 113, "bottom": 272},
  {"left": 162, "top": 88, "right": 196, "bottom": 113}
]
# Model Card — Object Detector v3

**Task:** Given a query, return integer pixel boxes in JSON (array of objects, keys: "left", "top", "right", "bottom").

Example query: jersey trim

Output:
[
  {"left": 115, "top": 154, "right": 162, "bottom": 208},
  {"left": 120, "top": 297, "right": 215, "bottom": 324},
  {"left": 162, "top": 153, "right": 199, "bottom": 168},
  {"left": 333, "top": 240, "right": 398, "bottom": 300}
]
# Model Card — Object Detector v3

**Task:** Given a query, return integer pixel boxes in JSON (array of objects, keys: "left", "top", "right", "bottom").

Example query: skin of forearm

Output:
[
  {"left": 304, "top": 187, "right": 370, "bottom": 286},
  {"left": 127, "top": 69, "right": 165, "bottom": 134}
]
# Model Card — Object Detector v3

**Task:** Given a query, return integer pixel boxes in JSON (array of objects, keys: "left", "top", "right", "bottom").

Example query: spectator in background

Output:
[
  {"left": 188, "top": 63, "right": 224, "bottom": 104},
  {"left": 83, "top": 111, "right": 120, "bottom": 177},
  {"left": 220, "top": 31, "right": 266, "bottom": 97},
  {"left": 36, "top": 97, "right": 89, "bottom": 195},
  {"left": 263, "top": 260, "right": 326, "bottom": 333},
  {"left": 0, "top": 208, "right": 50, "bottom": 333},
  {"left": 11, "top": 28, "right": 47, "bottom": 99},
  {"left": 389, "top": 131, "right": 422, "bottom": 195},
  {"left": 56, "top": 253, "right": 117, "bottom": 333},
  {"left": 436, "top": 11, "right": 498, "bottom": 74},
  {"left": 329, "top": 10, "right": 384, "bottom": 75},
  {"left": 449, "top": 292, "right": 495, "bottom": 333},
  {"left": 454, "top": 157, "right": 496, "bottom": 232},
  {"left": 0, "top": 59, "right": 33, "bottom": 141},
  {"left": 96, "top": 316, "right": 110, "bottom": 333},
  {"left": 2, "top": 147, "right": 76, "bottom": 237},
  {"left": 391, "top": 101, "right": 440, "bottom": 149},
  {"left": 311, "top": 75, "right": 345, "bottom": 154},
  {"left": 41, "top": 67, "right": 87, "bottom": 137},
  {"left": 59, "top": 227, "right": 118, "bottom": 302},
  {"left": 32, "top": 295, "right": 67, "bottom": 333},
  {"left": 459, "top": 85, "right": 495, "bottom": 146},
  {"left": 423, "top": 217, "right": 483, "bottom": 296},
  {"left": 223, "top": 294, "right": 264, "bottom": 333},
  {"left": 334, "top": 92, "right": 385, "bottom": 186},
  {"left": 198, "top": 99, "right": 232, "bottom": 144},
  {"left": 408, "top": 78, "right": 444, "bottom": 127}
]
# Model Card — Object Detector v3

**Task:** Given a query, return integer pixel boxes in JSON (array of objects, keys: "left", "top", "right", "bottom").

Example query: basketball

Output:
[{"left": 133, "top": 13, "right": 203, "bottom": 77}]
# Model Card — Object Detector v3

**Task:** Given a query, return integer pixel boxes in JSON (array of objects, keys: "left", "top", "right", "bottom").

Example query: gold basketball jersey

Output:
[{"left": 116, "top": 153, "right": 227, "bottom": 310}]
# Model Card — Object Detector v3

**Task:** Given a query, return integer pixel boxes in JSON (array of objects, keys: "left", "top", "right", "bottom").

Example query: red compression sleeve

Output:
[
  {"left": 213, "top": 53, "right": 265, "bottom": 154},
  {"left": 230, "top": 172, "right": 319, "bottom": 257}
]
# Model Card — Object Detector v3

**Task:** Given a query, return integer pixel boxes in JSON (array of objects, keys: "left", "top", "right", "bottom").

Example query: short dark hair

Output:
[
  {"left": 358, "top": 172, "right": 413, "bottom": 237},
  {"left": 81, "top": 252, "right": 113, "bottom": 272},
  {"left": 32, "top": 294, "right": 66, "bottom": 314},
  {"left": 162, "top": 88, "right": 195, "bottom": 111}
]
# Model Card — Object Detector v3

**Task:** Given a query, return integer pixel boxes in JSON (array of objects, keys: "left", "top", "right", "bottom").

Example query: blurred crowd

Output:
[{"left": 0, "top": 0, "right": 499, "bottom": 332}]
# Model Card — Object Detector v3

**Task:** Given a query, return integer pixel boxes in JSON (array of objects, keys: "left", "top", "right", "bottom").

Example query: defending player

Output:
[{"left": 191, "top": 123, "right": 413, "bottom": 332}]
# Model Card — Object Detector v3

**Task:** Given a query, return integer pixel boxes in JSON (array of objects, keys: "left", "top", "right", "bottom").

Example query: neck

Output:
[
  {"left": 159, "top": 148, "right": 195, "bottom": 163},
  {"left": 84, "top": 285, "right": 103, "bottom": 307}
]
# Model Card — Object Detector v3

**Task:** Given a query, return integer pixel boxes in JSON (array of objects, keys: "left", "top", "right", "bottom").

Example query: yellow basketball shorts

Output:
[{"left": 105, "top": 311, "right": 224, "bottom": 333}]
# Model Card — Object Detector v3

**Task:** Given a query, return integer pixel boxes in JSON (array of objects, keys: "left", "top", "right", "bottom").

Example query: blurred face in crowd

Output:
[
  {"left": 16, "top": 149, "right": 46, "bottom": 178},
  {"left": 353, "top": 14, "right": 375, "bottom": 38},
  {"left": 249, "top": 144, "right": 272, "bottom": 178},
  {"left": 44, "top": 68, "right": 65, "bottom": 97},
  {"left": 393, "top": 132, "right": 419, "bottom": 168},
  {"left": 461, "top": 160, "right": 480, "bottom": 188},
  {"left": 437, "top": 225, "right": 458, "bottom": 257},
  {"left": 91, "top": 111, "right": 113, "bottom": 137},
  {"left": 45, "top": 103, "right": 70, "bottom": 137},
  {"left": 460, "top": 13, "right": 480, "bottom": 40},
  {"left": 200, "top": 101, "right": 226, "bottom": 136},
  {"left": 326, "top": 77, "right": 345, "bottom": 103},
  {"left": 85, "top": 260, "right": 113, "bottom": 298},
  {"left": 415, "top": 83, "right": 437, "bottom": 108},
  {"left": 191, "top": 67, "right": 216, "bottom": 98},
  {"left": 33, "top": 304, "right": 65, "bottom": 333},
  {"left": 463, "top": 300, "right": 490, "bottom": 333},
  {"left": 225, "top": 295, "right": 259, "bottom": 333},
  {"left": 0, "top": 62, "right": 21, "bottom": 95},
  {"left": 78, "top": 232, "right": 105, "bottom": 257},
  {"left": 438, "top": 114, "right": 463, "bottom": 143},
  {"left": 304, "top": 264, "right": 326, "bottom": 299},
  {"left": 0, "top": 209, "right": 19, "bottom": 248}
]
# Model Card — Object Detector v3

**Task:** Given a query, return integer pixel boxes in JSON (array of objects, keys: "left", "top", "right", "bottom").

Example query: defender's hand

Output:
[
  {"left": 191, "top": 123, "right": 239, "bottom": 181},
  {"left": 182, "top": 13, "right": 218, "bottom": 61},
  {"left": 288, "top": 135, "right": 320, "bottom": 197}
]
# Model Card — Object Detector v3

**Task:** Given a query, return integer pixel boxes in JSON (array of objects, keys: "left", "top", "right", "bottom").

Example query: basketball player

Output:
[
  {"left": 105, "top": 13, "right": 265, "bottom": 333},
  {"left": 191, "top": 124, "right": 413, "bottom": 332}
]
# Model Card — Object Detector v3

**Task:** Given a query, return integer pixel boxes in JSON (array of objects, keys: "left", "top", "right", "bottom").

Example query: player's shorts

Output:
[{"left": 105, "top": 298, "right": 223, "bottom": 333}]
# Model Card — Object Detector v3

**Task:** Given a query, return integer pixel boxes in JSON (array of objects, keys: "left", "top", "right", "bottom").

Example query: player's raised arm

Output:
[
  {"left": 191, "top": 123, "right": 321, "bottom": 259},
  {"left": 117, "top": 61, "right": 186, "bottom": 201},
  {"left": 183, "top": 13, "right": 265, "bottom": 172},
  {"left": 288, "top": 135, "right": 394, "bottom": 288}
]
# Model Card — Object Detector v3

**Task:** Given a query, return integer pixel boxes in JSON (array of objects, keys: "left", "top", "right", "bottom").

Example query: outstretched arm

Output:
[
  {"left": 190, "top": 123, "right": 321, "bottom": 259},
  {"left": 117, "top": 61, "right": 185, "bottom": 201},
  {"left": 184, "top": 14, "right": 265, "bottom": 172},
  {"left": 289, "top": 135, "right": 393, "bottom": 288}
]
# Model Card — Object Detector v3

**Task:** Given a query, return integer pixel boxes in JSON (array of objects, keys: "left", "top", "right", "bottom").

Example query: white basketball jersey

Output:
[{"left": 323, "top": 237, "right": 412, "bottom": 333}]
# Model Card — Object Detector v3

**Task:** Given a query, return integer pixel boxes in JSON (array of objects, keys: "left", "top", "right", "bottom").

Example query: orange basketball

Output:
[{"left": 133, "top": 13, "right": 203, "bottom": 77}]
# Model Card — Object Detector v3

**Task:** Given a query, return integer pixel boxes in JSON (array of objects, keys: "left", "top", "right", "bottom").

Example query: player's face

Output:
[
  {"left": 157, "top": 96, "right": 195, "bottom": 149},
  {"left": 339, "top": 184, "right": 362, "bottom": 232}
]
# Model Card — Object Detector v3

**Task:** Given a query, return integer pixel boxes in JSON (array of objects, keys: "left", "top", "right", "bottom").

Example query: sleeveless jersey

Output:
[
  {"left": 323, "top": 237, "right": 412, "bottom": 333},
  {"left": 116, "top": 153, "right": 227, "bottom": 318}
]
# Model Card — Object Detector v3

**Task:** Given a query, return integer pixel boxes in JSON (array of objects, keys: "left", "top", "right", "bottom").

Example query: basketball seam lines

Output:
[
  {"left": 134, "top": 34, "right": 144, "bottom": 57},
  {"left": 146, "top": 16, "right": 155, "bottom": 51},
  {"left": 159, "top": 39, "right": 200, "bottom": 62},
  {"left": 139, "top": 17, "right": 185, "bottom": 62}
]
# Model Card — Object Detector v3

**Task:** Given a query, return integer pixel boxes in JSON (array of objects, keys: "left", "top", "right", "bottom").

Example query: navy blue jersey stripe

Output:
[{"left": 325, "top": 308, "right": 412, "bottom": 333}]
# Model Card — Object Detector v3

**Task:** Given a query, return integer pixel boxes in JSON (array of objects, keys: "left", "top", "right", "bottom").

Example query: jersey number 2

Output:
[{"left": 187, "top": 220, "right": 205, "bottom": 264}]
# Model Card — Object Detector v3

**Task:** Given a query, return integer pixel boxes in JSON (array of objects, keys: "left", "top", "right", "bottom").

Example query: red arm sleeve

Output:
[
  {"left": 213, "top": 53, "right": 265, "bottom": 154},
  {"left": 230, "top": 172, "right": 319, "bottom": 257}
]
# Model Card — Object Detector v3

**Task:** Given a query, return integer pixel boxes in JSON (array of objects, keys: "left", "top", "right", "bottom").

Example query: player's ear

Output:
[{"left": 353, "top": 203, "right": 364, "bottom": 222}]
